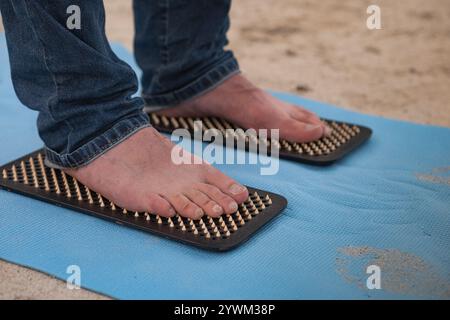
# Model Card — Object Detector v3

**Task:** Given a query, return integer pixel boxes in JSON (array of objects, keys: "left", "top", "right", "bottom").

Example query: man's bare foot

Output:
[
  {"left": 65, "top": 127, "right": 249, "bottom": 219},
  {"left": 156, "top": 74, "right": 331, "bottom": 142}
]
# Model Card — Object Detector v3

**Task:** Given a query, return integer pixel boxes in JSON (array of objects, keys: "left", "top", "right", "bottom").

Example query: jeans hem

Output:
[
  {"left": 44, "top": 113, "right": 151, "bottom": 169},
  {"left": 142, "top": 56, "right": 240, "bottom": 107}
]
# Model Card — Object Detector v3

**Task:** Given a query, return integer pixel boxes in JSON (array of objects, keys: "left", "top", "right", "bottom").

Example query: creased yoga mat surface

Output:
[{"left": 0, "top": 34, "right": 449, "bottom": 299}]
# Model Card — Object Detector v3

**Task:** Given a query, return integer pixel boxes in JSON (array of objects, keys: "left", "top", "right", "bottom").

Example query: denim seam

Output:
[
  {"left": 160, "top": 0, "right": 169, "bottom": 66},
  {"left": 142, "top": 56, "right": 240, "bottom": 106},
  {"left": 45, "top": 116, "right": 150, "bottom": 169},
  {"left": 22, "top": 1, "right": 61, "bottom": 126},
  {"left": 24, "top": 1, "right": 79, "bottom": 155},
  {"left": 100, "top": 5, "right": 137, "bottom": 79},
  {"left": 177, "top": 68, "right": 240, "bottom": 105}
]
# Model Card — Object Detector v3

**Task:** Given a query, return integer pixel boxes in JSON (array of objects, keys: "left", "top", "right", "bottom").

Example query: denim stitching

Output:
[
  {"left": 160, "top": 0, "right": 169, "bottom": 66},
  {"left": 143, "top": 56, "right": 240, "bottom": 106},
  {"left": 46, "top": 123, "right": 150, "bottom": 168},
  {"left": 45, "top": 115, "right": 150, "bottom": 168},
  {"left": 67, "top": 124, "right": 137, "bottom": 165},
  {"left": 22, "top": 1, "right": 64, "bottom": 131}
]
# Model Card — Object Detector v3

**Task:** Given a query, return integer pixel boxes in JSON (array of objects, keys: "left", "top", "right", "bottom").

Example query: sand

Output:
[
  {"left": 336, "top": 246, "right": 450, "bottom": 298},
  {"left": 0, "top": 0, "right": 449, "bottom": 299},
  {"left": 102, "top": 0, "right": 450, "bottom": 127}
]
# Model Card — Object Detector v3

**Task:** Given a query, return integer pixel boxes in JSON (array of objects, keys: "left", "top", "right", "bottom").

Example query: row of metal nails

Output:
[
  {"left": 150, "top": 113, "right": 361, "bottom": 156},
  {"left": 2, "top": 155, "right": 272, "bottom": 239}
]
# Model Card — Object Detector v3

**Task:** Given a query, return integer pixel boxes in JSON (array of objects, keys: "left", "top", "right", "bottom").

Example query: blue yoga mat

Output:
[{"left": 1, "top": 34, "right": 449, "bottom": 299}]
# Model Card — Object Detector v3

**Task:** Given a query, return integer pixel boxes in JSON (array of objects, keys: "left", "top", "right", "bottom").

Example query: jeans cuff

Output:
[
  {"left": 142, "top": 56, "right": 240, "bottom": 107},
  {"left": 44, "top": 112, "right": 151, "bottom": 169}
]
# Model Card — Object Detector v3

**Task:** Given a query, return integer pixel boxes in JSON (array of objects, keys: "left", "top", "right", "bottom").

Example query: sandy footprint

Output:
[{"left": 336, "top": 246, "right": 450, "bottom": 298}]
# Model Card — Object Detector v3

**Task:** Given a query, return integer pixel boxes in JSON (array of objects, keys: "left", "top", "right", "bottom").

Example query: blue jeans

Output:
[{"left": 0, "top": 0, "right": 239, "bottom": 168}]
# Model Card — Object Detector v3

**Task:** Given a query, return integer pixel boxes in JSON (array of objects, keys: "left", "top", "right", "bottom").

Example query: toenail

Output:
[
  {"left": 169, "top": 208, "right": 176, "bottom": 216},
  {"left": 213, "top": 205, "right": 223, "bottom": 214},
  {"left": 305, "top": 124, "right": 321, "bottom": 131},
  {"left": 229, "top": 202, "right": 238, "bottom": 212},
  {"left": 194, "top": 208, "right": 204, "bottom": 219},
  {"left": 324, "top": 126, "right": 333, "bottom": 136},
  {"left": 229, "top": 184, "right": 245, "bottom": 195}
]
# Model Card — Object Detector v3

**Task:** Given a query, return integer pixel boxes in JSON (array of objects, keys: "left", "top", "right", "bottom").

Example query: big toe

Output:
[
  {"left": 278, "top": 118, "right": 324, "bottom": 142},
  {"left": 289, "top": 106, "right": 323, "bottom": 126}
]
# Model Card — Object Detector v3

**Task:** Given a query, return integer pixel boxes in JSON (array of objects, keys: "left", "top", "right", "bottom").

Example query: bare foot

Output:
[
  {"left": 156, "top": 74, "right": 331, "bottom": 142},
  {"left": 65, "top": 127, "right": 249, "bottom": 219}
]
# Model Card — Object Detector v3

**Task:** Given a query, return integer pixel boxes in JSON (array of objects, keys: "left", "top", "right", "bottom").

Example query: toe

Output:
[
  {"left": 288, "top": 105, "right": 323, "bottom": 126},
  {"left": 290, "top": 106, "right": 332, "bottom": 136},
  {"left": 279, "top": 118, "right": 324, "bottom": 142},
  {"left": 204, "top": 168, "right": 249, "bottom": 203},
  {"left": 195, "top": 183, "right": 241, "bottom": 214},
  {"left": 145, "top": 193, "right": 176, "bottom": 217},
  {"left": 167, "top": 193, "right": 204, "bottom": 219},
  {"left": 185, "top": 189, "right": 224, "bottom": 217}
]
